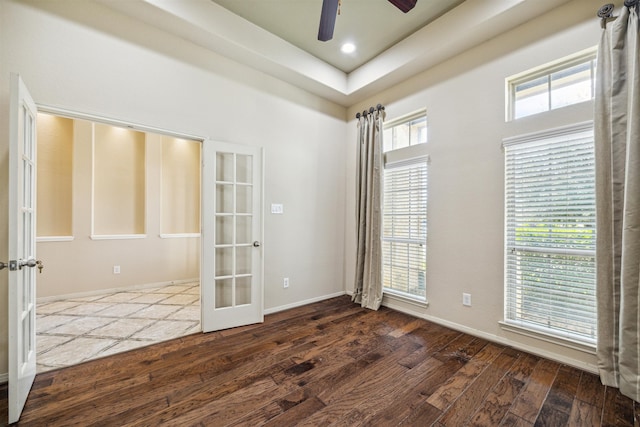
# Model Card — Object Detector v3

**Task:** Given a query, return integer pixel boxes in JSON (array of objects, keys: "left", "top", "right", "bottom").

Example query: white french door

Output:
[
  {"left": 201, "top": 140, "right": 263, "bottom": 332},
  {"left": 7, "top": 74, "right": 40, "bottom": 424}
]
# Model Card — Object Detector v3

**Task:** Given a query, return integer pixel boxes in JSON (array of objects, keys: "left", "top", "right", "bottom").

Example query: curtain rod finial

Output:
[{"left": 598, "top": 3, "right": 615, "bottom": 28}]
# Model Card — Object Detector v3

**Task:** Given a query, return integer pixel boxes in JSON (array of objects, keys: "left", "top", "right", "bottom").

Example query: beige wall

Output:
[
  {"left": 37, "top": 114, "right": 73, "bottom": 236},
  {"left": 93, "top": 123, "right": 146, "bottom": 235},
  {"left": 345, "top": 0, "right": 614, "bottom": 372},
  {"left": 161, "top": 136, "right": 200, "bottom": 234},
  {"left": 36, "top": 119, "right": 201, "bottom": 299},
  {"left": 0, "top": 0, "right": 347, "bottom": 378}
]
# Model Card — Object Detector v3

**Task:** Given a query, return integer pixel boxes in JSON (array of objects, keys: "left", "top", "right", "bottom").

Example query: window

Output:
[
  {"left": 383, "top": 113, "right": 427, "bottom": 152},
  {"left": 507, "top": 49, "right": 597, "bottom": 120},
  {"left": 503, "top": 123, "right": 596, "bottom": 345},
  {"left": 382, "top": 110, "right": 428, "bottom": 301}
]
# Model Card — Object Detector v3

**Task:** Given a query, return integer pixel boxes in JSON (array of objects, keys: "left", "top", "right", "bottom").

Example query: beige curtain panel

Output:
[
  {"left": 353, "top": 109, "right": 384, "bottom": 310},
  {"left": 595, "top": 3, "right": 640, "bottom": 402}
]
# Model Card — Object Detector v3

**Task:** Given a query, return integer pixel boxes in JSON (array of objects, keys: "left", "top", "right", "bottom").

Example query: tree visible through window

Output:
[{"left": 504, "top": 123, "right": 596, "bottom": 344}]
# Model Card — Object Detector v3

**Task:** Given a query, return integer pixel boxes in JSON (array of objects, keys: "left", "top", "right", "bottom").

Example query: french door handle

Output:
[
  {"left": 253, "top": 241, "right": 261, "bottom": 247},
  {"left": 19, "top": 259, "right": 38, "bottom": 269},
  {"left": 0, "top": 262, "right": 6, "bottom": 271},
  {"left": 17, "top": 259, "right": 44, "bottom": 273}
]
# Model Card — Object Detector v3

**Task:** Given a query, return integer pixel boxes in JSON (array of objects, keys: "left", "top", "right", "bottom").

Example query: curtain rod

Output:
[
  {"left": 599, "top": 1, "right": 638, "bottom": 28},
  {"left": 355, "top": 104, "right": 385, "bottom": 119}
]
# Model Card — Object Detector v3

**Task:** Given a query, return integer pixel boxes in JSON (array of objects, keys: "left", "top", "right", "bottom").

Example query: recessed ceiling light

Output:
[{"left": 341, "top": 43, "right": 356, "bottom": 54}]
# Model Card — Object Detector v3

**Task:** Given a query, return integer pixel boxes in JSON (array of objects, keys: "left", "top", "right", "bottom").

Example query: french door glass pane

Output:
[
  {"left": 216, "top": 184, "right": 233, "bottom": 214},
  {"left": 215, "top": 247, "right": 233, "bottom": 277},
  {"left": 236, "top": 216, "right": 251, "bottom": 244},
  {"left": 236, "top": 154, "right": 252, "bottom": 183},
  {"left": 215, "top": 279, "right": 233, "bottom": 308},
  {"left": 215, "top": 216, "right": 233, "bottom": 245},
  {"left": 236, "top": 277, "right": 251, "bottom": 305},
  {"left": 213, "top": 150, "right": 254, "bottom": 310},
  {"left": 236, "top": 186, "right": 252, "bottom": 214},
  {"left": 216, "top": 152, "right": 233, "bottom": 182}
]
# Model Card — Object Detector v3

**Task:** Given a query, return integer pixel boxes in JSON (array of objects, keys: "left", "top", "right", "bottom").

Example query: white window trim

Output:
[
  {"left": 384, "top": 289, "right": 429, "bottom": 308},
  {"left": 499, "top": 321, "right": 596, "bottom": 354},
  {"left": 384, "top": 108, "right": 427, "bottom": 129},
  {"left": 506, "top": 47, "right": 597, "bottom": 121}
]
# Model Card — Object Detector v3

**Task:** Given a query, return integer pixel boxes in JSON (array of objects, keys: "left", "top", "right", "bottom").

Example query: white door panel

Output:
[
  {"left": 8, "top": 73, "right": 39, "bottom": 424},
  {"left": 201, "top": 141, "right": 263, "bottom": 332}
]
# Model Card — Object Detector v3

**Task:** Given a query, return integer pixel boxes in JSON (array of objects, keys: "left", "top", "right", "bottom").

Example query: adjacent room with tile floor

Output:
[{"left": 36, "top": 282, "right": 201, "bottom": 373}]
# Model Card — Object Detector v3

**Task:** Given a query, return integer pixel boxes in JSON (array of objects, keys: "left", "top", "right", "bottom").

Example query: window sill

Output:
[
  {"left": 383, "top": 290, "right": 428, "bottom": 309},
  {"left": 499, "top": 321, "right": 596, "bottom": 355},
  {"left": 36, "top": 236, "right": 74, "bottom": 242},
  {"left": 159, "top": 233, "right": 201, "bottom": 239},
  {"left": 90, "top": 234, "right": 147, "bottom": 240}
]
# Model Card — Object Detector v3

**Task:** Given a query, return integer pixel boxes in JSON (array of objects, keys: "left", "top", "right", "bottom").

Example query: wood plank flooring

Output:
[{"left": 0, "top": 296, "right": 637, "bottom": 426}]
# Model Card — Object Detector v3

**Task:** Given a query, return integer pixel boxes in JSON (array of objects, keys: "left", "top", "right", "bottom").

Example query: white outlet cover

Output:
[
  {"left": 462, "top": 293, "right": 471, "bottom": 307},
  {"left": 462, "top": 293, "right": 471, "bottom": 306}
]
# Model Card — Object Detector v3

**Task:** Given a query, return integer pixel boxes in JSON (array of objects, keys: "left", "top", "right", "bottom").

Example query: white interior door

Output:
[
  {"left": 201, "top": 140, "right": 263, "bottom": 332},
  {"left": 8, "top": 73, "right": 39, "bottom": 424}
]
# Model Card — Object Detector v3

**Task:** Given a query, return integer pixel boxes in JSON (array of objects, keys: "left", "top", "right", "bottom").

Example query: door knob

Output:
[
  {"left": 253, "top": 241, "right": 261, "bottom": 247},
  {"left": 18, "top": 259, "right": 44, "bottom": 272}
]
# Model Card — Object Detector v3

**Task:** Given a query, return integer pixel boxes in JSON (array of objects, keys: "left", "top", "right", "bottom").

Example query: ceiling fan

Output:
[{"left": 318, "top": 0, "right": 418, "bottom": 42}]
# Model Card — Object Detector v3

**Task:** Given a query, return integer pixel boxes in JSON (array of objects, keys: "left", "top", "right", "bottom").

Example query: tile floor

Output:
[{"left": 36, "top": 282, "right": 201, "bottom": 373}]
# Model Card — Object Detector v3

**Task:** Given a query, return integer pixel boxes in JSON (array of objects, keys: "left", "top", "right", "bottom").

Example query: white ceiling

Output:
[
  {"left": 210, "top": 0, "right": 466, "bottom": 73},
  {"left": 99, "top": 0, "right": 573, "bottom": 107}
]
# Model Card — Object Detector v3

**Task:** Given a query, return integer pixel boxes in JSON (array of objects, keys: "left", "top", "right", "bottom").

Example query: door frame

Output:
[
  {"left": 34, "top": 105, "right": 266, "bottom": 327},
  {"left": 23, "top": 104, "right": 265, "bottom": 351}
]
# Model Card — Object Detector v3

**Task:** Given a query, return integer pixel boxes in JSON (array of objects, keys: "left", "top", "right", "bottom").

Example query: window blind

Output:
[
  {"left": 383, "top": 160, "right": 427, "bottom": 299},
  {"left": 504, "top": 124, "right": 596, "bottom": 344}
]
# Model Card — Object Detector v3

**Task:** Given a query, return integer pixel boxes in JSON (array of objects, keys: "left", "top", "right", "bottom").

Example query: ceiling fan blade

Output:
[
  {"left": 388, "top": 0, "right": 417, "bottom": 13},
  {"left": 318, "top": 0, "right": 339, "bottom": 41}
]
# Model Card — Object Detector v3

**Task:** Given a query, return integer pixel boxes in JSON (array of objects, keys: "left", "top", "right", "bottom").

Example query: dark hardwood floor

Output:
[{"left": 0, "top": 296, "right": 637, "bottom": 426}]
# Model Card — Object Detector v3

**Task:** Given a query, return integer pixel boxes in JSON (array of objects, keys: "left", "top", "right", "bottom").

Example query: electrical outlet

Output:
[
  {"left": 283, "top": 277, "right": 289, "bottom": 288},
  {"left": 113, "top": 265, "right": 121, "bottom": 274},
  {"left": 462, "top": 293, "right": 471, "bottom": 306}
]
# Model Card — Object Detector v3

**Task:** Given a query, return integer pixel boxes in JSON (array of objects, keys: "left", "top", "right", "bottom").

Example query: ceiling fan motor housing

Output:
[{"left": 388, "top": 0, "right": 418, "bottom": 13}]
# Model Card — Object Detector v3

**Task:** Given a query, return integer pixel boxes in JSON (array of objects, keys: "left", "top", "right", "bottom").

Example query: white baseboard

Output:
[
  {"left": 37, "top": 278, "right": 199, "bottom": 303},
  {"left": 0, "top": 372, "right": 7, "bottom": 385},
  {"left": 381, "top": 297, "right": 599, "bottom": 375},
  {"left": 264, "top": 291, "right": 347, "bottom": 315}
]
